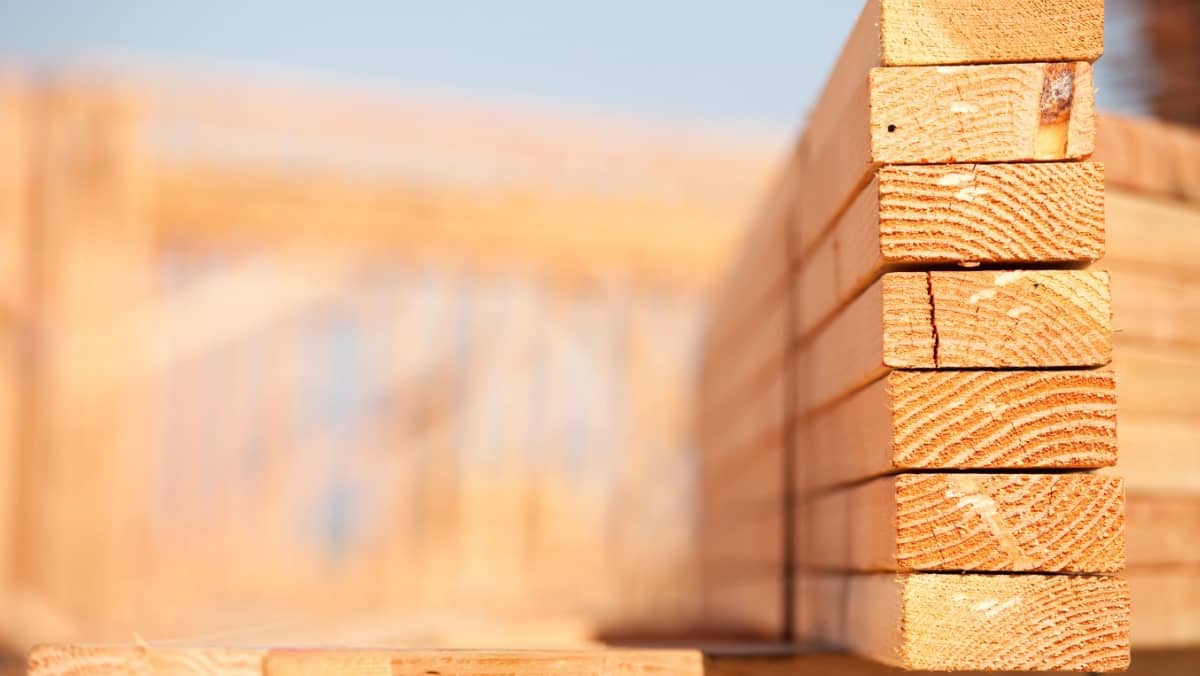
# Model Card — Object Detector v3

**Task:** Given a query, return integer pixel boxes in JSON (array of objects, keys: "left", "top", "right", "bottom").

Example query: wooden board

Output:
[
  {"left": 28, "top": 645, "right": 265, "bottom": 675},
  {"left": 1110, "top": 414, "right": 1200, "bottom": 492},
  {"left": 801, "top": 473, "right": 1125, "bottom": 573},
  {"left": 1095, "top": 114, "right": 1200, "bottom": 204},
  {"left": 799, "top": 573, "right": 1130, "bottom": 671},
  {"left": 795, "top": 62, "right": 1097, "bottom": 260},
  {"left": 1105, "top": 188, "right": 1200, "bottom": 279},
  {"left": 874, "top": 0, "right": 1104, "bottom": 66},
  {"left": 795, "top": 162, "right": 1105, "bottom": 338},
  {"left": 1114, "top": 343, "right": 1200, "bottom": 417},
  {"left": 799, "top": 369, "right": 1116, "bottom": 491},
  {"left": 1126, "top": 493, "right": 1200, "bottom": 567},
  {"left": 1128, "top": 568, "right": 1200, "bottom": 649},
  {"left": 796, "top": 270, "right": 1112, "bottom": 412},
  {"left": 1112, "top": 269, "right": 1200, "bottom": 349}
]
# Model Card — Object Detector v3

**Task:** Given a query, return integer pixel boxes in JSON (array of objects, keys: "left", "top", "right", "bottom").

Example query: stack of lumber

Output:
[
  {"left": 1095, "top": 114, "right": 1200, "bottom": 649},
  {"left": 699, "top": 0, "right": 1132, "bottom": 670}
]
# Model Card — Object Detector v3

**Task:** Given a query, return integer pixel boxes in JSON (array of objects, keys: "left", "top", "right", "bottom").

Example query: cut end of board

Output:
[
  {"left": 887, "top": 369, "right": 1118, "bottom": 470},
  {"left": 899, "top": 574, "right": 1131, "bottom": 671},
  {"left": 869, "top": 62, "right": 1096, "bottom": 163},
  {"left": 878, "top": 0, "right": 1105, "bottom": 66},
  {"left": 882, "top": 269, "right": 1112, "bottom": 369}
]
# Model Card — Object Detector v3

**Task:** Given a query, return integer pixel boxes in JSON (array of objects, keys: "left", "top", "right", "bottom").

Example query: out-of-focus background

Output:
[{"left": 0, "top": 0, "right": 1194, "bottom": 657}]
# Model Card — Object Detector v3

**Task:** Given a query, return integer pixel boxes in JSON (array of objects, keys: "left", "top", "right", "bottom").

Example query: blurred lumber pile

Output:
[
  {"left": 0, "top": 70, "right": 775, "bottom": 649},
  {"left": 1095, "top": 113, "right": 1200, "bottom": 649},
  {"left": 698, "top": 0, "right": 1134, "bottom": 670}
]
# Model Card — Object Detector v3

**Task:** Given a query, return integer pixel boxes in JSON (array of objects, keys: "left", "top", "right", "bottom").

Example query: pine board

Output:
[
  {"left": 1108, "top": 414, "right": 1200, "bottom": 492},
  {"left": 1095, "top": 114, "right": 1200, "bottom": 204},
  {"left": 796, "top": 270, "right": 1111, "bottom": 413},
  {"left": 798, "top": 573, "right": 1130, "bottom": 671},
  {"left": 795, "top": 162, "right": 1105, "bottom": 339},
  {"left": 796, "top": 62, "right": 1097, "bottom": 261},
  {"left": 798, "top": 369, "right": 1116, "bottom": 491},
  {"left": 800, "top": 473, "right": 1124, "bottom": 573}
]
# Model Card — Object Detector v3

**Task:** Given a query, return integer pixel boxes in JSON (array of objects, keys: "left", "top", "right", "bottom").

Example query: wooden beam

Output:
[
  {"left": 1104, "top": 187, "right": 1200, "bottom": 277},
  {"left": 799, "top": 573, "right": 1130, "bottom": 671},
  {"left": 1095, "top": 114, "right": 1200, "bottom": 204},
  {"left": 873, "top": 0, "right": 1104, "bottom": 66},
  {"left": 28, "top": 645, "right": 265, "bottom": 675},
  {"left": 798, "top": 369, "right": 1116, "bottom": 490},
  {"left": 1112, "top": 269, "right": 1200, "bottom": 350},
  {"left": 17, "top": 81, "right": 154, "bottom": 634},
  {"left": 796, "top": 270, "right": 1111, "bottom": 412},
  {"left": 1127, "top": 493, "right": 1200, "bottom": 567},
  {"left": 796, "top": 63, "right": 1096, "bottom": 260},
  {"left": 801, "top": 473, "right": 1124, "bottom": 572},
  {"left": 1111, "top": 414, "right": 1200, "bottom": 492},
  {"left": 1128, "top": 569, "right": 1200, "bottom": 649},
  {"left": 151, "top": 161, "right": 746, "bottom": 293},
  {"left": 795, "top": 162, "right": 1105, "bottom": 338},
  {"left": 0, "top": 73, "right": 31, "bottom": 610},
  {"left": 1114, "top": 343, "right": 1200, "bottom": 417}
]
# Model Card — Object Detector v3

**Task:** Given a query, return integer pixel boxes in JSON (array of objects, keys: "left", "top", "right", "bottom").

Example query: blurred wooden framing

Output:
[{"left": 0, "top": 71, "right": 775, "bottom": 648}]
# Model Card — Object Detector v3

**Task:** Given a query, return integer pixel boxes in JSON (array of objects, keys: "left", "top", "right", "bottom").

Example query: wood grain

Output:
[
  {"left": 797, "top": 270, "right": 1112, "bottom": 412},
  {"left": 870, "top": 63, "right": 1096, "bottom": 163},
  {"left": 28, "top": 645, "right": 264, "bottom": 676},
  {"left": 801, "top": 573, "right": 1130, "bottom": 671},
  {"left": 799, "top": 369, "right": 1117, "bottom": 490},
  {"left": 796, "top": 63, "right": 1098, "bottom": 262},
  {"left": 795, "top": 162, "right": 1105, "bottom": 339},
  {"left": 802, "top": 474, "right": 1125, "bottom": 573},
  {"left": 877, "top": 0, "right": 1104, "bottom": 66}
]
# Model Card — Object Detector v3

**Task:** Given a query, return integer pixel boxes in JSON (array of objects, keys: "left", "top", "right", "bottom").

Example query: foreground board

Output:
[
  {"left": 799, "top": 573, "right": 1130, "bottom": 671},
  {"left": 800, "top": 473, "right": 1125, "bottom": 573},
  {"left": 798, "top": 369, "right": 1117, "bottom": 490},
  {"left": 795, "top": 162, "right": 1105, "bottom": 338},
  {"left": 796, "top": 270, "right": 1112, "bottom": 411},
  {"left": 796, "top": 62, "right": 1097, "bottom": 259}
]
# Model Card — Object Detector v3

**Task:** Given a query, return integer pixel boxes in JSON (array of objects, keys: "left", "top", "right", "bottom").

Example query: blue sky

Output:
[{"left": 0, "top": 1, "right": 1141, "bottom": 134}]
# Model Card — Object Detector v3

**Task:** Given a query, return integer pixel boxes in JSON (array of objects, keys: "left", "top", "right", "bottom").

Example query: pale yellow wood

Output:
[
  {"left": 1111, "top": 269, "right": 1200, "bottom": 349},
  {"left": 1128, "top": 569, "right": 1200, "bottom": 649},
  {"left": 18, "top": 82, "right": 154, "bottom": 635},
  {"left": 878, "top": 0, "right": 1104, "bottom": 65},
  {"left": 801, "top": 369, "right": 1117, "bottom": 490},
  {"left": 27, "top": 645, "right": 264, "bottom": 676},
  {"left": 870, "top": 63, "right": 1095, "bottom": 163},
  {"left": 1104, "top": 188, "right": 1200, "bottom": 277},
  {"left": 795, "top": 63, "right": 1097, "bottom": 261},
  {"left": 0, "top": 74, "right": 30, "bottom": 613},
  {"left": 1095, "top": 113, "right": 1200, "bottom": 204},
  {"left": 701, "top": 497, "right": 785, "bottom": 570},
  {"left": 797, "top": 270, "right": 1111, "bottom": 412},
  {"left": 801, "top": 474, "right": 1124, "bottom": 573},
  {"left": 795, "top": 162, "right": 1105, "bottom": 339},
  {"left": 801, "top": 574, "right": 1130, "bottom": 671},
  {"left": 153, "top": 162, "right": 747, "bottom": 294},
  {"left": 1114, "top": 343, "right": 1200, "bottom": 417},
  {"left": 1108, "top": 414, "right": 1200, "bottom": 492},
  {"left": 698, "top": 571, "right": 784, "bottom": 640},
  {"left": 1126, "top": 493, "right": 1200, "bottom": 567}
]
